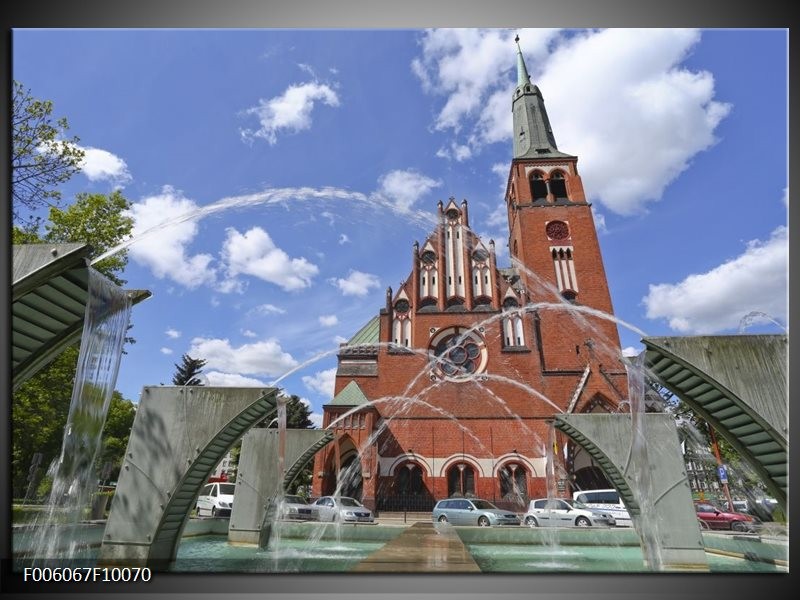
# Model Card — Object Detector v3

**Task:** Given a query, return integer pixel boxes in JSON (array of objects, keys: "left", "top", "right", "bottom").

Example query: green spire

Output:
[
  {"left": 515, "top": 34, "right": 531, "bottom": 87},
  {"left": 512, "top": 35, "right": 573, "bottom": 159}
]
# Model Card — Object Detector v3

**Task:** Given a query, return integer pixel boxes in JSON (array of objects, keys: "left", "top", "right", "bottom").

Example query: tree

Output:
[
  {"left": 11, "top": 347, "right": 79, "bottom": 498},
  {"left": 45, "top": 190, "right": 133, "bottom": 285},
  {"left": 12, "top": 192, "right": 135, "bottom": 498},
  {"left": 12, "top": 81, "right": 85, "bottom": 225},
  {"left": 172, "top": 355, "right": 208, "bottom": 386},
  {"left": 95, "top": 392, "right": 137, "bottom": 483},
  {"left": 283, "top": 394, "right": 316, "bottom": 430}
]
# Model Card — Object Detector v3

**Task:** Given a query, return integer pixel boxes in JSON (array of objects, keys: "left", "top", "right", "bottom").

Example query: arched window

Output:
[
  {"left": 396, "top": 463, "right": 424, "bottom": 495},
  {"left": 502, "top": 298, "right": 525, "bottom": 347},
  {"left": 530, "top": 171, "right": 548, "bottom": 202},
  {"left": 499, "top": 463, "right": 528, "bottom": 503},
  {"left": 550, "top": 170, "right": 568, "bottom": 201},
  {"left": 447, "top": 463, "right": 476, "bottom": 497}
]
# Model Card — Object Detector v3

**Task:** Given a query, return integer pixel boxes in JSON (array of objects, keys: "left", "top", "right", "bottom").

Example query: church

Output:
[{"left": 311, "top": 39, "right": 629, "bottom": 512}]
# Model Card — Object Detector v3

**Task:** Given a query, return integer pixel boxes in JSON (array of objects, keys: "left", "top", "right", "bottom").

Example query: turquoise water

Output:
[
  {"left": 172, "top": 536, "right": 385, "bottom": 572},
  {"left": 465, "top": 543, "right": 787, "bottom": 573},
  {"left": 169, "top": 536, "right": 786, "bottom": 573}
]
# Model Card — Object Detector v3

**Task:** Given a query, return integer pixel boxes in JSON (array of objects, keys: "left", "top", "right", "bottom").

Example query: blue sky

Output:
[{"left": 13, "top": 29, "right": 788, "bottom": 426}]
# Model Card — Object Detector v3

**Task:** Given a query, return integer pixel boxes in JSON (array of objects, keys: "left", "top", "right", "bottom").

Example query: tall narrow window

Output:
[
  {"left": 530, "top": 171, "right": 548, "bottom": 201},
  {"left": 550, "top": 171, "right": 568, "bottom": 201},
  {"left": 502, "top": 297, "right": 525, "bottom": 347},
  {"left": 551, "top": 245, "right": 578, "bottom": 296}
]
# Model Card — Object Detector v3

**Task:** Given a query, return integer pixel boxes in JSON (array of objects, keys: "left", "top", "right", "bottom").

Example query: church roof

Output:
[
  {"left": 346, "top": 315, "right": 380, "bottom": 346},
  {"left": 329, "top": 380, "right": 370, "bottom": 406}
]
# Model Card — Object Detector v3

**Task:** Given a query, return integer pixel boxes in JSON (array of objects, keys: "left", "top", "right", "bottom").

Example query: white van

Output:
[
  {"left": 572, "top": 488, "right": 632, "bottom": 527},
  {"left": 195, "top": 482, "right": 236, "bottom": 517}
]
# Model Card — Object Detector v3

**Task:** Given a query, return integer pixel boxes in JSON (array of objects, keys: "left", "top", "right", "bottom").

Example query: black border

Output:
[{"left": 2, "top": 1, "right": 795, "bottom": 598}]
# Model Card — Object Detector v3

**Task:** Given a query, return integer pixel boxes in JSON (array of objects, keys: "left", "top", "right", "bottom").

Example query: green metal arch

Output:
[
  {"left": 643, "top": 336, "right": 787, "bottom": 510},
  {"left": 148, "top": 390, "right": 278, "bottom": 564}
]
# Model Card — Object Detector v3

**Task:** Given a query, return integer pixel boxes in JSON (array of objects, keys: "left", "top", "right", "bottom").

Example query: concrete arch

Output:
[
  {"left": 554, "top": 413, "right": 708, "bottom": 571},
  {"left": 99, "top": 386, "right": 278, "bottom": 569},
  {"left": 643, "top": 335, "right": 787, "bottom": 510}
]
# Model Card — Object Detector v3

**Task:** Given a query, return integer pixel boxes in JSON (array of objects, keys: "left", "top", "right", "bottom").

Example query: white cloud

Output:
[
  {"left": 252, "top": 303, "right": 286, "bottom": 315},
  {"left": 333, "top": 335, "right": 348, "bottom": 344},
  {"left": 205, "top": 371, "right": 268, "bottom": 387},
  {"left": 373, "top": 169, "right": 441, "bottom": 213},
  {"left": 309, "top": 412, "right": 324, "bottom": 428},
  {"left": 329, "top": 270, "right": 381, "bottom": 297},
  {"left": 241, "top": 81, "right": 340, "bottom": 145},
  {"left": 622, "top": 346, "right": 642, "bottom": 357},
  {"left": 592, "top": 207, "right": 608, "bottom": 234},
  {"left": 165, "top": 328, "right": 181, "bottom": 339},
  {"left": 338, "top": 233, "right": 350, "bottom": 245},
  {"left": 643, "top": 227, "right": 788, "bottom": 334},
  {"left": 436, "top": 141, "right": 472, "bottom": 161},
  {"left": 124, "top": 187, "right": 217, "bottom": 289},
  {"left": 302, "top": 367, "right": 337, "bottom": 398},
  {"left": 414, "top": 28, "right": 731, "bottom": 215},
  {"left": 188, "top": 336, "right": 298, "bottom": 376},
  {"left": 319, "top": 314, "right": 339, "bottom": 327},
  {"left": 160, "top": 347, "right": 173, "bottom": 355},
  {"left": 222, "top": 226, "right": 319, "bottom": 292},
  {"left": 241, "top": 329, "right": 258, "bottom": 338},
  {"left": 412, "top": 28, "right": 558, "bottom": 134},
  {"left": 78, "top": 145, "right": 132, "bottom": 186}
]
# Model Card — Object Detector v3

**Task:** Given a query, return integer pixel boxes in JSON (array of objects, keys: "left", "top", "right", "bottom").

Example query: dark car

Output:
[
  {"left": 694, "top": 501, "right": 755, "bottom": 532},
  {"left": 432, "top": 498, "right": 520, "bottom": 527}
]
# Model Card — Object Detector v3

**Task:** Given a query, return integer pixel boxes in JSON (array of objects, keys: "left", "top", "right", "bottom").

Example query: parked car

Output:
[
  {"left": 722, "top": 499, "right": 749, "bottom": 513},
  {"left": 275, "top": 495, "right": 319, "bottom": 521},
  {"left": 694, "top": 501, "right": 755, "bottom": 532},
  {"left": 432, "top": 498, "right": 521, "bottom": 527},
  {"left": 312, "top": 496, "right": 374, "bottom": 523},
  {"left": 572, "top": 488, "right": 632, "bottom": 527},
  {"left": 524, "top": 498, "right": 616, "bottom": 528},
  {"left": 196, "top": 482, "right": 236, "bottom": 517}
]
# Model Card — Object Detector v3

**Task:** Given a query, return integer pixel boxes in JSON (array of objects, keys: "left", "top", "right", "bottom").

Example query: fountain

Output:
[{"left": 9, "top": 37, "right": 788, "bottom": 579}]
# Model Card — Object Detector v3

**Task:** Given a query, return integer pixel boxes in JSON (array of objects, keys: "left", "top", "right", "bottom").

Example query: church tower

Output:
[
  {"left": 311, "top": 38, "right": 628, "bottom": 511},
  {"left": 505, "top": 35, "right": 623, "bottom": 372}
]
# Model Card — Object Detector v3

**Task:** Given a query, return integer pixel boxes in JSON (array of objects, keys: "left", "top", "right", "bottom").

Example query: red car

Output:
[{"left": 695, "top": 501, "right": 755, "bottom": 531}]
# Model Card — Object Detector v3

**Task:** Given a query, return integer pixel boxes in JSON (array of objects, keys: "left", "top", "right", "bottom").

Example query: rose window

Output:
[
  {"left": 546, "top": 220, "right": 569, "bottom": 240},
  {"left": 429, "top": 326, "right": 488, "bottom": 381}
]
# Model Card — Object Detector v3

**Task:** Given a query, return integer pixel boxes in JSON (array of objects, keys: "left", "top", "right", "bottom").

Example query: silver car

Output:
[
  {"left": 432, "top": 498, "right": 521, "bottom": 527},
  {"left": 523, "top": 498, "right": 616, "bottom": 527},
  {"left": 276, "top": 495, "right": 319, "bottom": 521},
  {"left": 312, "top": 496, "right": 374, "bottom": 523}
]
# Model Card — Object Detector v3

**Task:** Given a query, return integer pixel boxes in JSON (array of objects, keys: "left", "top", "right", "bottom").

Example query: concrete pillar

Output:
[
  {"left": 98, "top": 386, "right": 278, "bottom": 569},
  {"left": 555, "top": 413, "right": 708, "bottom": 571},
  {"left": 228, "top": 429, "right": 333, "bottom": 545}
]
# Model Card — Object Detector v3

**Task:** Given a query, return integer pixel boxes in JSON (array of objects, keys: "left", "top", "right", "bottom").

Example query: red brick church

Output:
[{"left": 312, "top": 39, "right": 629, "bottom": 511}]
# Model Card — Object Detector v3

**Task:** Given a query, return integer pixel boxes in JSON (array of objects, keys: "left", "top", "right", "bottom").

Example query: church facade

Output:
[{"left": 311, "top": 40, "right": 629, "bottom": 511}]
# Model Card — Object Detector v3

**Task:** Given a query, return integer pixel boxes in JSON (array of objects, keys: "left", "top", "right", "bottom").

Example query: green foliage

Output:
[
  {"left": 95, "top": 392, "right": 137, "bottom": 483},
  {"left": 12, "top": 190, "right": 135, "bottom": 497},
  {"left": 172, "top": 354, "right": 208, "bottom": 386},
  {"left": 11, "top": 348, "right": 80, "bottom": 497},
  {"left": 12, "top": 81, "right": 85, "bottom": 224},
  {"left": 284, "top": 394, "right": 316, "bottom": 430},
  {"left": 45, "top": 190, "right": 133, "bottom": 285}
]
